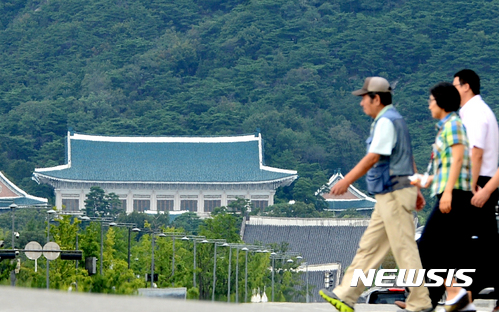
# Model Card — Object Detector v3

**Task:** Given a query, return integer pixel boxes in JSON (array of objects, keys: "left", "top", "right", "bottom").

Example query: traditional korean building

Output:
[
  {"left": 32, "top": 131, "right": 298, "bottom": 217},
  {"left": 0, "top": 172, "right": 48, "bottom": 209},
  {"left": 318, "top": 172, "right": 376, "bottom": 212}
]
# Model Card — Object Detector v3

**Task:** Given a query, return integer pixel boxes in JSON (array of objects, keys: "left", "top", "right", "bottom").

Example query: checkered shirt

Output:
[{"left": 431, "top": 112, "right": 472, "bottom": 196}]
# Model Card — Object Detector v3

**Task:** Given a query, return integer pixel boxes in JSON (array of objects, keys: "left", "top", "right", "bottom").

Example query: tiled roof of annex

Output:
[
  {"left": 0, "top": 172, "right": 48, "bottom": 209},
  {"left": 242, "top": 216, "right": 368, "bottom": 267},
  {"left": 318, "top": 172, "right": 376, "bottom": 211},
  {"left": 33, "top": 132, "right": 298, "bottom": 184}
]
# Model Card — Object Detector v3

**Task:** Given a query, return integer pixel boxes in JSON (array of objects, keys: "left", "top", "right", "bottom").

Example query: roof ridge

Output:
[
  {"left": 246, "top": 216, "right": 370, "bottom": 226},
  {"left": 71, "top": 132, "right": 261, "bottom": 143}
]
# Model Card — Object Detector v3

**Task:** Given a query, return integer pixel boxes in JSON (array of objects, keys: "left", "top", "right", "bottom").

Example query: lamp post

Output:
[
  {"left": 180, "top": 235, "right": 206, "bottom": 289},
  {"left": 79, "top": 216, "right": 114, "bottom": 275},
  {"left": 10, "top": 203, "right": 17, "bottom": 249},
  {"left": 9, "top": 203, "right": 17, "bottom": 287},
  {"left": 204, "top": 239, "right": 228, "bottom": 301},
  {"left": 227, "top": 245, "right": 232, "bottom": 302},
  {"left": 270, "top": 252, "right": 301, "bottom": 302},
  {"left": 236, "top": 245, "right": 261, "bottom": 304},
  {"left": 240, "top": 245, "right": 266, "bottom": 303},
  {"left": 161, "top": 232, "right": 186, "bottom": 287},
  {"left": 108, "top": 222, "right": 140, "bottom": 269},
  {"left": 46, "top": 209, "right": 56, "bottom": 289},
  {"left": 150, "top": 231, "right": 167, "bottom": 288},
  {"left": 303, "top": 261, "right": 309, "bottom": 303},
  {"left": 235, "top": 246, "right": 239, "bottom": 303},
  {"left": 223, "top": 244, "right": 268, "bottom": 303}
]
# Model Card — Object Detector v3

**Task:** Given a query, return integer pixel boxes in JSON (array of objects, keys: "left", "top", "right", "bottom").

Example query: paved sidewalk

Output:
[{"left": 0, "top": 286, "right": 495, "bottom": 312}]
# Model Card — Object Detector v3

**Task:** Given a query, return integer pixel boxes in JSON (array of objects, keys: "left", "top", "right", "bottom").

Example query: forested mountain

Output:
[{"left": 1, "top": 0, "right": 499, "bottom": 210}]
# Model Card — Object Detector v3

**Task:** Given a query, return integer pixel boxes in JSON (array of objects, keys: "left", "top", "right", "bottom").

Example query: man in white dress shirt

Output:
[{"left": 454, "top": 69, "right": 499, "bottom": 312}]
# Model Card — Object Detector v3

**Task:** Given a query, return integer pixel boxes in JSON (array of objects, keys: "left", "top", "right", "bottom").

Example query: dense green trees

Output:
[
  {"left": 84, "top": 186, "right": 122, "bottom": 217},
  {"left": 1, "top": 0, "right": 498, "bottom": 221},
  {"left": 0, "top": 209, "right": 305, "bottom": 301}
]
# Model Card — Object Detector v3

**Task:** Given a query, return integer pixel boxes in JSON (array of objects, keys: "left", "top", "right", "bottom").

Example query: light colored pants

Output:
[{"left": 334, "top": 187, "right": 431, "bottom": 311}]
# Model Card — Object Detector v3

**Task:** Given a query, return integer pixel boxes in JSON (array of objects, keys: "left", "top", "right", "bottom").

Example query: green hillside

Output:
[{"left": 1, "top": 0, "right": 498, "bottom": 210}]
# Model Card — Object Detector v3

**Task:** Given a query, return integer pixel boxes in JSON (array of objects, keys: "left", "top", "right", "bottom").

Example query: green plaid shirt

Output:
[{"left": 431, "top": 112, "right": 472, "bottom": 196}]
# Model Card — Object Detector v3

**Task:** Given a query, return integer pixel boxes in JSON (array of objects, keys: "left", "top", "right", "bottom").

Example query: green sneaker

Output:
[{"left": 319, "top": 289, "right": 354, "bottom": 312}]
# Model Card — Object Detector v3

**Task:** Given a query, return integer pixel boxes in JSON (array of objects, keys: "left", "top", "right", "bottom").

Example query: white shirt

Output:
[
  {"left": 459, "top": 95, "right": 499, "bottom": 177},
  {"left": 369, "top": 117, "right": 396, "bottom": 156}
]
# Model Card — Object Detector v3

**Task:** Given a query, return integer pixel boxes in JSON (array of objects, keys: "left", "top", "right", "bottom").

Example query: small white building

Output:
[{"left": 33, "top": 131, "right": 298, "bottom": 217}]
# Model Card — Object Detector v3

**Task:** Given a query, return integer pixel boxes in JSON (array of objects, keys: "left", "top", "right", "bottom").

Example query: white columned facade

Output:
[
  {"left": 79, "top": 189, "right": 86, "bottom": 210},
  {"left": 48, "top": 182, "right": 290, "bottom": 217},
  {"left": 151, "top": 191, "right": 157, "bottom": 212},
  {"left": 55, "top": 189, "right": 62, "bottom": 210},
  {"left": 127, "top": 191, "right": 133, "bottom": 214},
  {"left": 174, "top": 191, "right": 180, "bottom": 211}
]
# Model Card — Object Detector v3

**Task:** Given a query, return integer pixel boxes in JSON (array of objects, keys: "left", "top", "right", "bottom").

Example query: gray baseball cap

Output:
[{"left": 352, "top": 77, "right": 392, "bottom": 96}]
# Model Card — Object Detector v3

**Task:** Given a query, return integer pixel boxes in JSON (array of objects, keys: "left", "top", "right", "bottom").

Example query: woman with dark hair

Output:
[{"left": 413, "top": 82, "right": 475, "bottom": 312}]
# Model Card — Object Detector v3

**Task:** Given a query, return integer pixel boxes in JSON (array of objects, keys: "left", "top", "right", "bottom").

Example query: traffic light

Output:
[
  {"left": 324, "top": 270, "right": 335, "bottom": 289},
  {"left": 60, "top": 251, "right": 82, "bottom": 260},
  {"left": 146, "top": 273, "right": 158, "bottom": 282},
  {"left": 0, "top": 250, "right": 19, "bottom": 260}
]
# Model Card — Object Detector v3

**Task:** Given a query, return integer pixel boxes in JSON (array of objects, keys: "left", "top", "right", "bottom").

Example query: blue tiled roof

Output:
[
  {"left": 243, "top": 224, "right": 366, "bottom": 266},
  {"left": 0, "top": 172, "right": 48, "bottom": 209},
  {"left": 35, "top": 133, "right": 297, "bottom": 183},
  {"left": 0, "top": 197, "right": 47, "bottom": 209},
  {"left": 326, "top": 199, "right": 375, "bottom": 210}
]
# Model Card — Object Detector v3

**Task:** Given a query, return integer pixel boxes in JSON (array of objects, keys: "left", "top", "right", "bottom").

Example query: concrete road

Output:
[{"left": 0, "top": 286, "right": 495, "bottom": 312}]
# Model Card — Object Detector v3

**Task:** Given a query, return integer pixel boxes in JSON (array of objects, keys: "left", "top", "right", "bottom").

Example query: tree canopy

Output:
[{"left": 1, "top": 0, "right": 498, "bottom": 219}]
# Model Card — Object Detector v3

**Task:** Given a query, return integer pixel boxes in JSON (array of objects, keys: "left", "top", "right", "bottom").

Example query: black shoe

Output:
[{"left": 318, "top": 289, "right": 354, "bottom": 312}]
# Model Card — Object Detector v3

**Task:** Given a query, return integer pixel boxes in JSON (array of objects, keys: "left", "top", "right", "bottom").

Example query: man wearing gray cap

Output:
[{"left": 319, "top": 77, "right": 432, "bottom": 312}]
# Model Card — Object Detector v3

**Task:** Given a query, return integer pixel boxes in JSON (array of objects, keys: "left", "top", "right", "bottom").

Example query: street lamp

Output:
[
  {"left": 201, "top": 239, "right": 228, "bottom": 301},
  {"left": 108, "top": 222, "right": 140, "bottom": 269},
  {"left": 180, "top": 235, "right": 206, "bottom": 289},
  {"left": 150, "top": 231, "right": 167, "bottom": 288},
  {"left": 10, "top": 203, "right": 17, "bottom": 249},
  {"left": 226, "top": 244, "right": 266, "bottom": 303},
  {"left": 270, "top": 252, "right": 301, "bottom": 302},
  {"left": 227, "top": 245, "right": 232, "bottom": 302},
  {"left": 46, "top": 209, "right": 56, "bottom": 289},
  {"left": 240, "top": 245, "right": 268, "bottom": 303},
  {"left": 79, "top": 216, "right": 114, "bottom": 275},
  {"left": 160, "top": 232, "right": 186, "bottom": 287},
  {"left": 298, "top": 260, "right": 309, "bottom": 303},
  {"left": 9, "top": 203, "right": 17, "bottom": 287}
]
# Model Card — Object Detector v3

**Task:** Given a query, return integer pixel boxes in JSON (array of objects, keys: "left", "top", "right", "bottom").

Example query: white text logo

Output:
[{"left": 350, "top": 269, "right": 475, "bottom": 287}]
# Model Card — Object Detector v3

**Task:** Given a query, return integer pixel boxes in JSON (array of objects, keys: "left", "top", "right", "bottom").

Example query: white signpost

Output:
[
  {"left": 24, "top": 241, "right": 62, "bottom": 272},
  {"left": 25, "top": 241, "right": 43, "bottom": 272},
  {"left": 43, "top": 242, "right": 61, "bottom": 260}
]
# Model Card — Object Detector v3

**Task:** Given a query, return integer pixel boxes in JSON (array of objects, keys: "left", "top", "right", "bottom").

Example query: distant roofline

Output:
[
  {"left": 324, "top": 198, "right": 376, "bottom": 203},
  {"left": 246, "top": 216, "right": 370, "bottom": 227},
  {"left": 32, "top": 172, "right": 298, "bottom": 185},
  {"left": 0, "top": 172, "right": 48, "bottom": 204},
  {"left": 71, "top": 132, "right": 261, "bottom": 143},
  {"left": 34, "top": 164, "right": 70, "bottom": 173},
  {"left": 319, "top": 172, "right": 375, "bottom": 201},
  {"left": 325, "top": 208, "right": 374, "bottom": 212},
  {"left": 33, "top": 131, "right": 298, "bottom": 178}
]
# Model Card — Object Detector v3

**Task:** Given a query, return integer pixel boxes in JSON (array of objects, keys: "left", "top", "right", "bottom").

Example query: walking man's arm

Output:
[{"left": 330, "top": 153, "right": 379, "bottom": 195}]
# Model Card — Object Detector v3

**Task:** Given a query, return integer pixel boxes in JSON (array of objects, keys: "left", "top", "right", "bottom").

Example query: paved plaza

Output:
[{"left": 0, "top": 286, "right": 496, "bottom": 312}]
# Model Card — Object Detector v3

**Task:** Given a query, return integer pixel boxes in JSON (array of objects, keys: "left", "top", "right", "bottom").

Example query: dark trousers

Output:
[
  {"left": 468, "top": 176, "right": 499, "bottom": 305},
  {"left": 418, "top": 189, "right": 474, "bottom": 308}
]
